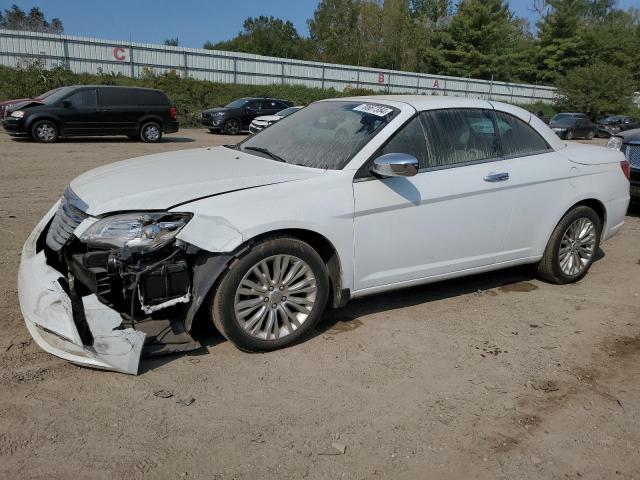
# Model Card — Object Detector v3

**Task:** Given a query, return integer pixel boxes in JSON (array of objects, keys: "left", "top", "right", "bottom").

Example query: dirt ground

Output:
[{"left": 0, "top": 129, "right": 638, "bottom": 480}]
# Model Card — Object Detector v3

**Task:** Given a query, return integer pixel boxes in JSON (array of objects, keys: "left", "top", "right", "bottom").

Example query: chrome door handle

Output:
[{"left": 484, "top": 172, "right": 509, "bottom": 182}]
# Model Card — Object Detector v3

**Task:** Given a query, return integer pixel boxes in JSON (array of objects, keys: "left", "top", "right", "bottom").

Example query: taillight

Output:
[
  {"left": 169, "top": 106, "right": 177, "bottom": 120},
  {"left": 620, "top": 160, "right": 630, "bottom": 180}
]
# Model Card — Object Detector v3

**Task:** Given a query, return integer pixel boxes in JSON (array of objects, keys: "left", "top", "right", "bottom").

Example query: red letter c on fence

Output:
[{"left": 113, "top": 47, "right": 126, "bottom": 61}]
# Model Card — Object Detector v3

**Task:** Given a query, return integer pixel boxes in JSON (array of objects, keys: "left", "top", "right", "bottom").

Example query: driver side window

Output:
[{"left": 379, "top": 117, "right": 430, "bottom": 168}]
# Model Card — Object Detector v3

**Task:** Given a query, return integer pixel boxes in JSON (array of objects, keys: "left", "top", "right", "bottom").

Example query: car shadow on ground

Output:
[
  {"left": 10, "top": 135, "right": 195, "bottom": 144},
  {"left": 139, "top": 250, "right": 609, "bottom": 373},
  {"left": 627, "top": 203, "right": 640, "bottom": 218}
]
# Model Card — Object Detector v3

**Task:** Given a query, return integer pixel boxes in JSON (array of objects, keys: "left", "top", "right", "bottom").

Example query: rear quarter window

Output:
[{"left": 137, "top": 90, "right": 169, "bottom": 106}]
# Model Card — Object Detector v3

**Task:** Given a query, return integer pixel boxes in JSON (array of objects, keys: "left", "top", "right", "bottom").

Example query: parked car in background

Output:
[
  {"left": 249, "top": 106, "right": 302, "bottom": 134},
  {"left": 18, "top": 96, "right": 630, "bottom": 374},
  {"left": 201, "top": 97, "right": 293, "bottom": 135},
  {"left": 597, "top": 115, "right": 640, "bottom": 138},
  {"left": 607, "top": 129, "right": 640, "bottom": 200},
  {"left": 549, "top": 113, "right": 597, "bottom": 140},
  {"left": 1, "top": 85, "right": 178, "bottom": 143},
  {"left": 0, "top": 87, "right": 63, "bottom": 118}
]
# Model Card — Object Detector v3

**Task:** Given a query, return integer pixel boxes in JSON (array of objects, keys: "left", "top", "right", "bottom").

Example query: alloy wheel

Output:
[
  {"left": 226, "top": 119, "right": 240, "bottom": 135},
  {"left": 36, "top": 123, "right": 56, "bottom": 142},
  {"left": 233, "top": 254, "right": 317, "bottom": 341},
  {"left": 558, "top": 217, "right": 597, "bottom": 276},
  {"left": 144, "top": 125, "right": 160, "bottom": 142}
]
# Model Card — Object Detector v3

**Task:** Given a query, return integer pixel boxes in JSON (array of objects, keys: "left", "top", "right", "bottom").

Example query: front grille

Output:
[
  {"left": 45, "top": 187, "right": 89, "bottom": 251},
  {"left": 622, "top": 144, "right": 640, "bottom": 169}
]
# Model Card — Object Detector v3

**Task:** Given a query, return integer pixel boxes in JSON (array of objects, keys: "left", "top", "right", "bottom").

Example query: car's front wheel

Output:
[
  {"left": 223, "top": 118, "right": 240, "bottom": 135},
  {"left": 140, "top": 122, "right": 162, "bottom": 143},
  {"left": 586, "top": 129, "right": 595, "bottom": 140},
  {"left": 211, "top": 237, "right": 329, "bottom": 351},
  {"left": 31, "top": 120, "right": 59, "bottom": 143},
  {"left": 565, "top": 130, "right": 574, "bottom": 140},
  {"left": 537, "top": 206, "right": 601, "bottom": 284}
]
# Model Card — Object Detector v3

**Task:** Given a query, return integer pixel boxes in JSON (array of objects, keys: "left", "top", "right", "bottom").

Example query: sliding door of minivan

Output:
[{"left": 98, "top": 88, "right": 139, "bottom": 134}]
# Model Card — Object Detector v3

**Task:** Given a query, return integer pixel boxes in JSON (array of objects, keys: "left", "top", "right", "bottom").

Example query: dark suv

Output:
[
  {"left": 1, "top": 85, "right": 178, "bottom": 143},
  {"left": 201, "top": 97, "right": 292, "bottom": 134}
]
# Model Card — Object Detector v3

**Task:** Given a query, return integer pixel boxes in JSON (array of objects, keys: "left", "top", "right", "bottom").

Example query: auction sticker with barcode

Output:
[{"left": 353, "top": 104, "right": 394, "bottom": 117}]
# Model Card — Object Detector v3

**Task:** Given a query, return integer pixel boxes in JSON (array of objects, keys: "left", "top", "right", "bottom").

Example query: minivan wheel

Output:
[
  {"left": 536, "top": 206, "right": 601, "bottom": 284},
  {"left": 586, "top": 130, "right": 595, "bottom": 140},
  {"left": 211, "top": 236, "right": 329, "bottom": 352},
  {"left": 141, "top": 122, "right": 162, "bottom": 143},
  {"left": 565, "top": 130, "right": 574, "bottom": 140},
  {"left": 223, "top": 119, "right": 240, "bottom": 135},
  {"left": 32, "top": 120, "right": 59, "bottom": 143}
]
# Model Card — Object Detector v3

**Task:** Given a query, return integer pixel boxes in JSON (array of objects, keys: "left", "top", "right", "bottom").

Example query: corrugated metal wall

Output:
[{"left": 0, "top": 28, "right": 557, "bottom": 104}]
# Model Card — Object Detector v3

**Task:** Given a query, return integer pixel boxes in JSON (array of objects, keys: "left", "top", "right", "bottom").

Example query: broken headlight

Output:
[{"left": 79, "top": 212, "right": 191, "bottom": 252}]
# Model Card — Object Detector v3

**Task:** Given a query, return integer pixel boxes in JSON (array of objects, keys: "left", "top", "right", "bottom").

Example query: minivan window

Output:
[
  {"left": 420, "top": 109, "right": 500, "bottom": 168},
  {"left": 41, "top": 87, "right": 75, "bottom": 105},
  {"left": 137, "top": 90, "right": 168, "bottom": 106},
  {"left": 67, "top": 89, "right": 98, "bottom": 109},
  {"left": 99, "top": 88, "right": 136, "bottom": 107}
]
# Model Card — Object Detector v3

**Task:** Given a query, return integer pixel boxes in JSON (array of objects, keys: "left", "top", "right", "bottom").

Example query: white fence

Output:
[{"left": 0, "top": 29, "right": 556, "bottom": 104}]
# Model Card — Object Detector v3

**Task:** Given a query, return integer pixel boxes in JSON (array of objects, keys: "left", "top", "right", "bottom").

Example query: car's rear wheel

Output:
[
  {"left": 586, "top": 129, "right": 595, "bottom": 140},
  {"left": 140, "top": 122, "right": 162, "bottom": 143},
  {"left": 223, "top": 118, "right": 240, "bottom": 135},
  {"left": 537, "top": 206, "right": 601, "bottom": 284},
  {"left": 211, "top": 236, "right": 329, "bottom": 351},
  {"left": 31, "top": 120, "right": 59, "bottom": 143},
  {"left": 565, "top": 130, "right": 574, "bottom": 140}
]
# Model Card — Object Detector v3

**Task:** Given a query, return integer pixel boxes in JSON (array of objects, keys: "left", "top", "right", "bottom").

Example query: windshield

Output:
[
  {"left": 550, "top": 113, "right": 573, "bottom": 122},
  {"left": 35, "top": 88, "right": 63, "bottom": 100},
  {"left": 239, "top": 101, "right": 398, "bottom": 169},
  {"left": 225, "top": 99, "right": 251, "bottom": 109},
  {"left": 278, "top": 107, "right": 301, "bottom": 117},
  {"left": 40, "top": 87, "right": 75, "bottom": 105}
]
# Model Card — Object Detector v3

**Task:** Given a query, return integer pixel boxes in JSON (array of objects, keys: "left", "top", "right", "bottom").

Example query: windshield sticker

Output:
[{"left": 353, "top": 104, "right": 394, "bottom": 117}]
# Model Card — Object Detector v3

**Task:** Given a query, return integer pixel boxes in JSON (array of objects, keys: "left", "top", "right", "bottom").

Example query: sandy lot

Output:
[{"left": 0, "top": 130, "right": 638, "bottom": 480}]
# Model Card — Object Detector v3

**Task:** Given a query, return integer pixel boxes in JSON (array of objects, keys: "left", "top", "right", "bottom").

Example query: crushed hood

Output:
[{"left": 70, "top": 146, "right": 325, "bottom": 215}]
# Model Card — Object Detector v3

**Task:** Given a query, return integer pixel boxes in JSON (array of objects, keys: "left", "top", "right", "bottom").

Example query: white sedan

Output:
[
  {"left": 18, "top": 96, "right": 630, "bottom": 374},
  {"left": 248, "top": 106, "right": 302, "bottom": 134}
]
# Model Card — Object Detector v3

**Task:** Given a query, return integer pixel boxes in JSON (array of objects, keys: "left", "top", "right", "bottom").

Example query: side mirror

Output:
[{"left": 371, "top": 153, "right": 419, "bottom": 178}]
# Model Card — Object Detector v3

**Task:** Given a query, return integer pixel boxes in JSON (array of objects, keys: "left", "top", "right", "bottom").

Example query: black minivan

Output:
[{"left": 1, "top": 85, "right": 178, "bottom": 143}]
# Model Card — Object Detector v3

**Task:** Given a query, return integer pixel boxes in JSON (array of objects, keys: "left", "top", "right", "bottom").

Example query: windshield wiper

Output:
[{"left": 243, "top": 146, "right": 287, "bottom": 163}]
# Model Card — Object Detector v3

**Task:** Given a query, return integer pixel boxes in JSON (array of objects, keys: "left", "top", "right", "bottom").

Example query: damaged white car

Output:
[{"left": 19, "top": 96, "right": 630, "bottom": 374}]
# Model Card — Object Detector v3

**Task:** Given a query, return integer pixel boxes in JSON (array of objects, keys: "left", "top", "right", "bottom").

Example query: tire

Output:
[
  {"left": 211, "top": 236, "right": 330, "bottom": 352},
  {"left": 208, "top": 128, "right": 217, "bottom": 134},
  {"left": 586, "top": 130, "right": 595, "bottom": 140},
  {"left": 565, "top": 130, "right": 574, "bottom": 140},
  {"left": 223, "top": 118, "right": 240, "bottom": 135},
  {"left": 536, "top": 206, "right": 601, "bottom": 284},
  {"left": 140, "top": 122, "right": 162, "bottom": 143},
  {"left": 31, "top": 120, "right": 59, "bottom": 143}
]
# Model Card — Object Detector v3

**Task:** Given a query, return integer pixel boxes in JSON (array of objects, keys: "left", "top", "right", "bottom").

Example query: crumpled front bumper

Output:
[{"left": 18, "top": 203, "right": 146, "bottom": 374}]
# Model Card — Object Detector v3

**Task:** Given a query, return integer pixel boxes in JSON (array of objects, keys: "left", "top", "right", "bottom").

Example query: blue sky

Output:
[{"left": 1, "top": 0, "right": 638, "bottom": 48}]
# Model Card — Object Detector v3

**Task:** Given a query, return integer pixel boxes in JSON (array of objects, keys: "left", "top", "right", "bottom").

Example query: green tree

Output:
[
  {"left": 435, "top": 0, "right": 535, "bottom": 81},
  {"left": 0, "top": 4, "right": 63, "bottom": 33},
  {"left": 204, "top": 16, "right": 313, "bottom": 59},
  {"left": 409, "top": 0, "right": 451, "bottom": 23},
  {"left": 164, "top": 37, "right": 179, "bottom": 47},
  {"left": 308, "top": 0, "right": 362, "bottom": 64},
  {"left": 555, "top": 62, "right": 636, "bottom": 119}
]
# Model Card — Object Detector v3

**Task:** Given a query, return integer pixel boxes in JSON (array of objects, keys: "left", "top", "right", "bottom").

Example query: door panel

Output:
[
  {"left": 98, "top": 88, "right": 139, "bottom": 134},
  {"left": 353, "top": 161, "right": 513, "bottom": 290},
  {"left": 57, "top": 89, "right": 99, "bottom": 135}
]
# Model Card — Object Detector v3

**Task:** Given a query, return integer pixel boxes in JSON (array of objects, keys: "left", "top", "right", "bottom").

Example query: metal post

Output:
[
  {"left": 233, "top": 57, "right": 237, "bottom": 84},
  {"left": 281, "top": 61, "right": 285, "bottom": 85},
  {"left": 62, "top": 38, "right": 69, "bottom": 69},
  {"left": 321, "top": 66, "right": 325, "bottom": 89},
  {"left": 129, "top": 40, "right": 134, "bottom": 78},
  {"left": 416, "top": 75, "right": 420, "bottom": 94},
  {"left": 489, "top": 74, "right": 494, "bottom": 101},
  {"left": 356, "top": 70, "right": 360, "bottom": 89},
  {"left": 465, "top": 76, "right": 469, "bottom": 98},
  {"left": 183, "top": 50, "right": 188, "bottom": 78}
]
